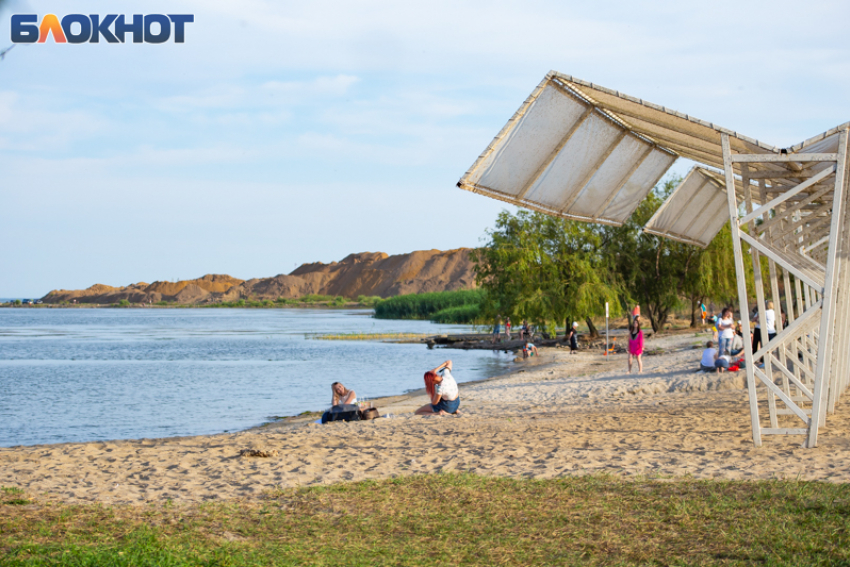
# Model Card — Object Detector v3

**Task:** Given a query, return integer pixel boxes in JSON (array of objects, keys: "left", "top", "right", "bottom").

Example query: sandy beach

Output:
[{"left": 2, "top": 331, "right": 849, "bottom": 505}]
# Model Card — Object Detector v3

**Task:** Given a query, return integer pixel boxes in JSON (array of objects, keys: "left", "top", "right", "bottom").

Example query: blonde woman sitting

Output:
[{"left": 331, "top": 382, "right": 357, "bottom": 406}]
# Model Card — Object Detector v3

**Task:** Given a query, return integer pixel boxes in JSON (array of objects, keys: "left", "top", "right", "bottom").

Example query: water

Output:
[{"left": 0, "top": 308, "right": 513, "bottom": 447}]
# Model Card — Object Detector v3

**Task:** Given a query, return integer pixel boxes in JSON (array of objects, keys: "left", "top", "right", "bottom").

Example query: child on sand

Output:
[
  {"left": 628, "top": 316, "right": 644, "bottom": 373},
  {"left": 522, "top": 341, "right": 539, "bottom": 359}
]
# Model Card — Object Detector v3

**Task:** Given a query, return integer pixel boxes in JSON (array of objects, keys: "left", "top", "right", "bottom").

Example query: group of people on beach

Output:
[
  {"left": 329, "top": 359, "right": 462, "bottom": 419},
  {"left": 698, "top": 301, "right": 782, "bottom": 372},
  {"left": 492, "top": 316, "right": 580, "bottom": 357}
]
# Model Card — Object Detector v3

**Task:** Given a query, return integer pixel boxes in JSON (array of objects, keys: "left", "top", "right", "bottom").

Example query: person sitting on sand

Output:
[
  {"left": 522, "top": 341, "right": 539, "bottom": 359},
  {"left": 568, "top": 322, "right": 579, "bottom": 354},
  {"left": 415, "top": 360, "right": 461, "bottom": 416},
  {"left": 700, "top": 341, "right": 718, "bottom": 372},
  {"left": 331, "top": 382, "right": 356, "bottom": 406},
  {"left": 715, "top": 350, "right": 732, "bottom": 372},
  {"left": 628, "top": 316, "right": 644, "bottom": 373}
]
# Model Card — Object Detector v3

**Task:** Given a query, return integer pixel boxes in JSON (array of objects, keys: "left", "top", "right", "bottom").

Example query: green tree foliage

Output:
[
  {"left": 473, "top": 176, "right": 753, "bottom": 334},
  {"left": 600, "top": 177, "right": 702, "bottom": 332},
  {"left": 471, "top": 210, "right": 621, "bottom": 337}
]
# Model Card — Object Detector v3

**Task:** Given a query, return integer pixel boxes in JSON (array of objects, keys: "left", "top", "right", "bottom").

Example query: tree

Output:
[
  {"left": 599, "top": 177, "right": 703, "bottom": 332},
  {"left": 471, "top": 210, "right": 621, "bottom": 337}
]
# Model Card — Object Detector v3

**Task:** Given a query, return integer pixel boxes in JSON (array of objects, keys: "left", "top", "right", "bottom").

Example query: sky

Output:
[{"left": 0, "top": 0, "right": 848, "bottom": 297}]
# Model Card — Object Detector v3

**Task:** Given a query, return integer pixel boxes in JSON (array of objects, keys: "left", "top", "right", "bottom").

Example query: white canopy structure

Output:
[{"left": 459, "top": 71, "right": 850, "bottom": 448}]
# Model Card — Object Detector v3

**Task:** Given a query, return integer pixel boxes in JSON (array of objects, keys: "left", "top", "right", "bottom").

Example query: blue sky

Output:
[{"left": 1, "top": 0, "right": 848, "bottom": 296}]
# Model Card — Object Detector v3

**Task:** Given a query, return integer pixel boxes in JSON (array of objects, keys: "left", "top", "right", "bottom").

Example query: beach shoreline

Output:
[{"left": 2, "top": 328, "right": 849, "bottom": 506}]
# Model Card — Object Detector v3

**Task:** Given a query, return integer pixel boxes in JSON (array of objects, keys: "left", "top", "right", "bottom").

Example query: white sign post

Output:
[{"left": 605, "top": 302, "right": 609, "bottom": 357}]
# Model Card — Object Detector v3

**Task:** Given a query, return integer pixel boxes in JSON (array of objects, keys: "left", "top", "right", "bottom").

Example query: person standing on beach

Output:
[
  {"left": 505, "top": 317, "right": 512, "bottom": 340},
  {"left": 492, "top": 318, "right": 501, "bottom": 344},
  {"left": 717, "top": 308, "right": 734, "bottom": 357},
  {"left": 628, "top": 316, "right": 644, "bottom": 373},
  {"left": 568, "top": 322, "right": 579, "bottom": 354},
  {"left": 415, "top": 360, "right": 461, "bottom": 416}
]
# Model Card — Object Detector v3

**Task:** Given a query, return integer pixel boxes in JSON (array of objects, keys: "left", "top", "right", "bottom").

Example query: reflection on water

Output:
[{"left": 0, "top": 308, "right": 513, "bottom": 447}]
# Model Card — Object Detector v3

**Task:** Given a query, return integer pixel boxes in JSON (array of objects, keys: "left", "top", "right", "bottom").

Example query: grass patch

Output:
[
  {"left": 1, "top": 474, "right": 848, "bottom": 566},
  {"left": 374, "top": 289, "right": 484, "bottom": 323}
]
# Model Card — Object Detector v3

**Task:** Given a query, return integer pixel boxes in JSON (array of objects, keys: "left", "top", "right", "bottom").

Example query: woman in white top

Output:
[
  {"left": 717, "top": 308, "right": 735, "bottom": 358},
  {"left": 331, "top": 382, "right": 356, "bottom": 406},
  {"left": 415, "top": 360, "right": 461, "bottom": 416}
]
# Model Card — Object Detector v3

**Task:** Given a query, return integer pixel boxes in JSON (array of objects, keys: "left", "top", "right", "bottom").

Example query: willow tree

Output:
[
  {"left": 471, "top": 210, "right": 620, "bottom": 337},
  {"left": 599, "top": 177, "right": 701, "bottom": 333}
]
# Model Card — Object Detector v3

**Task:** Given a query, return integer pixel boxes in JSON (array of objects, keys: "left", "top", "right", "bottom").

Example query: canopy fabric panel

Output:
[
  {"left": 643, "top": 167, "right": 738, "bottom": 248},
  {"left": 458, "top": 72, "right": 845, "bottom": 228},
  {"left": 459, "top": 78, "right": 677, "bottom": 226}
]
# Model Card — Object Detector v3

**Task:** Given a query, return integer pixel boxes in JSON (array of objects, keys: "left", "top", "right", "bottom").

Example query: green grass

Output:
[
  {"left": 1, "top": 474, "right": 849, "bottom": 566},
  {"left": 374, "top": 289, "right": 484, "bottom": 322}
]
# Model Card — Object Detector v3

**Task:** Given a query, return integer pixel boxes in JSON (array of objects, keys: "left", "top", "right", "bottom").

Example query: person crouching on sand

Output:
[
  {"left": 415, "top": 360, "right": 461, "bottom": 416},
  {"left": 628, "top": 316, "right": 644, "bottom": 373},
  {"left": 331, "top": 382, "right": 356, "bottom": 406}
]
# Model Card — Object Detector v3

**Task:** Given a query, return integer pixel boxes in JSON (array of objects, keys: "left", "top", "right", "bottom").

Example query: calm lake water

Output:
[{"left": 0, "top": 308, "right": 514, "bottom": 447}]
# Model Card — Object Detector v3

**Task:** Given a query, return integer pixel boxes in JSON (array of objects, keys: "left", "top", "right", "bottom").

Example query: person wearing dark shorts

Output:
[{"left": 415, "top": 360, "right": 461, "bottom": 416}]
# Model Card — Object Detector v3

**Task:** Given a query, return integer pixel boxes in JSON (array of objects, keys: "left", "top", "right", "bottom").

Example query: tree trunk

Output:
[
  {"left": 690, "top": 297, "right": 698, "bottom": 328},
  {"left": 585, "top": 317, "right": 599, "bottom": 338}
]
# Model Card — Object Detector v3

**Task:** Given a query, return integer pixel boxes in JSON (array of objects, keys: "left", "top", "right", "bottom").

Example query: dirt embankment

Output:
[{"left": 40, "top": 249, "right": 476, "bottom": 305}]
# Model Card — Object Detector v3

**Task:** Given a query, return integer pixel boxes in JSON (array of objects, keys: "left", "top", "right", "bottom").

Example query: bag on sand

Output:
[
  {"left": 359, "top": 407, "right": 380, "bottom": 420},
  {"left": 321, "top": 404, "right": 361, "bottom": 424}
]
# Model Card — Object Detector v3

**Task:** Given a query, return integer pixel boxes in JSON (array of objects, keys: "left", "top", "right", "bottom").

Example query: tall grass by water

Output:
[{"left": 374, "top": 289, "right": 483, "bottom": 323}]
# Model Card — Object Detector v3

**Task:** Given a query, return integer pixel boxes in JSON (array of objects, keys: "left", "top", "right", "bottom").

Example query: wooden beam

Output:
[
  {"left": 754, "top": 367, "right": 811, "bottom": 424},
  {"left": 738, "top": 231, "right": 824, "bottom": 290},
  {"left": 808, "top": 129, "right": 849, "bottom": 447},
  {"left": 740, "top": 166, "right": 836, "bottom": 226},
  {"left": 723, "top": 134, "right": 762, "bottom": 446},
  {"left": 759, "top": 187, "right": 833, "bottom": 235},
  {"left": 731, "top": 153, "right": 838, "bottom": 164}
]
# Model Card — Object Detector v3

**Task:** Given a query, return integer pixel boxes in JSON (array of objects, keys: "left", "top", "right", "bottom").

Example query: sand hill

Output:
[{"left": 40, "top": 249, "right": 476, "bottom": 305}]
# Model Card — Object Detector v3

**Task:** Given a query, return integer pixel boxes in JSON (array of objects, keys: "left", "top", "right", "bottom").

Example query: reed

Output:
[{"left": 374, "top": 289, "right": 484, "bottom": 321}]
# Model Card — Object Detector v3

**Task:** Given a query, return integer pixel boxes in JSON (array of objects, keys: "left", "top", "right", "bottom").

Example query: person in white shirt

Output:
[
  {"left": 700, "top": 341, "right": 718, "bottom": 372},
  {"left": 415, "top": 360, "right": 461, "bottom": 416},
  {"left": 331, "top": 382, "right": 356, "bottom": 406},
  {"left": 717, "top": 308, "right": 735, "bottom": 357},
  {"left": 752, "top": 301, "right": 778, "bottom": 353}
]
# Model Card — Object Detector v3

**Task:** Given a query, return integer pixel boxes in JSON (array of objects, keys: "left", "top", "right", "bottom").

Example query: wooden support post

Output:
[
  {"left": 807, "top": 129, "right": 848, "bottom": 448},
  {"left": 722, "top": 134, "right": 762, "bottom": 446},
  {"left": 744, "top": 166, "right": 777, "bottom": 428},
  {"left": 761, "top": 179, "right": 790, "bottom": 398}
]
